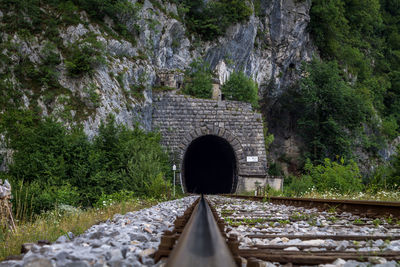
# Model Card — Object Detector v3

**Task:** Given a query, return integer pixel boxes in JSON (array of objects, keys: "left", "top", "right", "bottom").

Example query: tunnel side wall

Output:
[{"left": 152, "top": 93, "right": 268, "bottom": 192}]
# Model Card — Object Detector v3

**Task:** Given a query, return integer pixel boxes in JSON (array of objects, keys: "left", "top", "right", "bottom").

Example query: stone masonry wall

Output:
[{"left": 152, "top": 93, "right": 268, "bottom": 191}]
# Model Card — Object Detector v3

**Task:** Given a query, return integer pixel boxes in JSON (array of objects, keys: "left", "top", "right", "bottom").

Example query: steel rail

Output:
[
  {"left": 225, "top": 194, "right": 400, "bottom": 218},
  {"left": 166, "top": 195, "right": 236, "bottom": 267}
]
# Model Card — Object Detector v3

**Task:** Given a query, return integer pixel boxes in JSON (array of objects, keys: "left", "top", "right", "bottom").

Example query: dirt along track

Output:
[{"left": 155, "top": 195, "right": 400, "bottom": 267}]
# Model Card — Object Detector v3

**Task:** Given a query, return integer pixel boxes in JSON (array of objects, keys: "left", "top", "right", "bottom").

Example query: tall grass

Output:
[
  {"left": 12, "top": 180, "right": 35, "bottom": 223},
  {"left": 0, "top": 199, "right": 157, "bottom": 261}
]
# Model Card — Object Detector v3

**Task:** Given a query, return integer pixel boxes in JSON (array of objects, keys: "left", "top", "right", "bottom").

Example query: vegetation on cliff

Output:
[
  {"left": 265, "top": 0, "right": 400, "bottom": 192},
  {"left": 182, "top": 59, "right": 213, "bottom": 99},
  {"left": 221, "top": 71, "right": 259, "bottom": 108},
  {"left": 169, "top": 0, "right": 252, "bottom": 40},
  {"left": 308, "top": 0, "right": 400, "bottom": 153}
]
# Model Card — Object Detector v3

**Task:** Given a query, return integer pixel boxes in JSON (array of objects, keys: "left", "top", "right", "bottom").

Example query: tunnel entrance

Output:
[{"left": 182, "top": 135, "right": 237, "bottom": 194}]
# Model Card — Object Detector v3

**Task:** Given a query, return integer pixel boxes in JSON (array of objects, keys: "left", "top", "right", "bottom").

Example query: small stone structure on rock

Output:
[
  {"left": 211, "top": 78, "right": 222, "bottom": 101},
  {"left": 155, "top": 69, "right": 184, "bottom": 89},
  {"left": 0, "top": 179, "right": 15, "bottom": 231}
]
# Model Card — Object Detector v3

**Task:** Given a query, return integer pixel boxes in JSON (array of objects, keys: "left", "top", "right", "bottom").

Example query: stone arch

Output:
[{"left": 178, "top": 125, "right": 243, "bottom": 193}]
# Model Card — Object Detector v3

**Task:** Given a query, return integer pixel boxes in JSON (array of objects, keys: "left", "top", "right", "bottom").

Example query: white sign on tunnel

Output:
[{"left": 246, "top": 156, "right": 258, "bottom": 162}]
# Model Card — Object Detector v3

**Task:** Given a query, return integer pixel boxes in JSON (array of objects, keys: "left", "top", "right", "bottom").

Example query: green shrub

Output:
[
  {"left": 94, "top": 190, "right": 136, "bottom": 208},
  {"left": 39, "top": 42, "right": 61, "bottom": 86},
  {"left": 183, "top": 59, "right": 213, "bottom": 99},
  {"left": 295, "top": 58, "right": 370, "bottom": 161},
  {"left": 71, "top": 0, "right": 135, "bottom": 22},
  {"left": 381, "top": 116, "right": 399, "bottom": 140},
  {"left": 221, "top": 71, "right": 259, "bottom": 108},
  {"left": 31, "top": 183, "right": 80, "bottom": 214},
  {"left": 386, "top": 145, "right": 400, "bottom": 189},
  {"left": 367, "top": 164, "right": 393, "bottom": 192},
  {"left": 303, "top": 158, "right": 363, "bottom": 193},
  {"left": 284, "top": 175, "right": 314, "bottom": 196},
  {"left": 367, "top": 145, "right": 400, "bottom": 191},
  {"left": 268, "top": 162, "right": 282, "bottom": 176},
  {"left": 172, "top": 0, "right": 252, "bottom": 40},
  {"left": 1, "top": 111, "right": 172, "bottom": 214},
  {"left": 145, "top": 173, "right": 171, "bottom": 199},
  {"left": 65, "top": 34, "right": 105, "bottom": 77},
  {"left": 284, "top": 158, "right": 363, "bottom": 196}
]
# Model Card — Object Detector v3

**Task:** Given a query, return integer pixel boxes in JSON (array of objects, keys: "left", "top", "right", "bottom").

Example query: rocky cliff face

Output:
[
  {"left": 129, "top": 0, "right": 314, "bottom": 95},
  {"left": 1, "top": 0, "right": 315, "bottom": 137}
]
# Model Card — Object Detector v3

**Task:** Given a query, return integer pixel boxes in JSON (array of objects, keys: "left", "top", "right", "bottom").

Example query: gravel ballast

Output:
[
  {"left": 208, "top": 196, "right": 400, "bottom": 267},
  {"left": 1, "top": 196, "right": 197, "bottom": 267}
]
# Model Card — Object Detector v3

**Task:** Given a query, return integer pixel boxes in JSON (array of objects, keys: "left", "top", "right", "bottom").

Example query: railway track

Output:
[{"left": 155, "top": 195, "right": 400, "bottom": 266}]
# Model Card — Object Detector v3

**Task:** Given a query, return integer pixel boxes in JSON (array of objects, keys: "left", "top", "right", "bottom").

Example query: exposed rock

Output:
[
  {"left": 139, "top": 248, "right": 156, "bottom": 257},
  {"left": 21, "top": 244, "right": 35, "bottom": 254},
  {"left": 23, "top": 258, "right": 53, "bottom": 267},
  {"left": 301, "top": 239, "right": 325, "bottom": 246},
  {"left": 144, "top": 227, "right": 153, "bottom": 234},
  {"left": 64, "top": 261, "right": 90, "bottom": 267},
  {"left": 379, "top": 136, "right": 400, "bottom": 161},
  {"left": 332, "top": 258, "right": 346, "bottom": 267},
  {"left": 55, "top": 235, "right": 68, "bottom": 244},
  {"left": 368, "top": 257, "right": 387, "bottom": 264},
  {"left": 283, "top": 246, "right": 299, "bottom": 251}
]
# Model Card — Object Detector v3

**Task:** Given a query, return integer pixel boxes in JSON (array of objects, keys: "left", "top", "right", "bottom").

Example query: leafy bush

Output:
[
  {"left": 284, "top": 175, "right": 313, "bottom": 196},
  {"left": 145, "top": 173, "right": 171, "bottom": 199},
  {"left": 39, "top": 42, "right": 61, "bottom": 86},
  {"left": 367, "top": 164, "right": 393, "bottom": 192},
  {"left": 303, "top": 158, "right": 363, "bottom": 193},
  {"left": 370, "top": 146, "right": 400, "bottom": 190},
  {"left": 1, "top": 111, "right": 172, "bottom": 214},
  {"left": 284, "top": 158, "right": 363, "bottom": 196},
  {"left": 267, "top": 162, "right": 282, "bottom": 176},
  {"left": 0, "top": 0, "right": 136, "bottom": 41},
  {"left": 295, "top": 58, "right": 370, "bottom": 161},
  {"left": 94, "top": 190, "right": 136, "bottom": 208},
  {"left": 65, "top": 34, "right": 106, "bottom": 77},
  {"left": 71, "top": 0, "right": 134, "bottom": 21},
  {"left": 381, "top": 116, "right": 399, "bottom": 140},
  {"left": 389, "top": 146, "right": 400, "bottom": 188},
  {"left": 183, "top": 59, "right": 213, "bottom": 99},
  {"left": 221, "top": 71, "right": 259, "bottom": 108},
  {"left": 172, "top": 0, "right": 252, "bottom": 40}
]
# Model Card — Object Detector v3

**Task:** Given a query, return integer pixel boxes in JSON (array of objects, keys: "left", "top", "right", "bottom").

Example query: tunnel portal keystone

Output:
[{"left": 152, "top": 93, "right": 268, "bottom": 193}]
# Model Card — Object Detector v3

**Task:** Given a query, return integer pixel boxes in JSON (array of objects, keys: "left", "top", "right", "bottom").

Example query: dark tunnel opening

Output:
[{"left": 183, "top": 135, "right": 237, "bottom": 194}]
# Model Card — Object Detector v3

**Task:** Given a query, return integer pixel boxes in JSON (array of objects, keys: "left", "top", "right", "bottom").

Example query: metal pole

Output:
[
  {"left": 173, "top": 170, "right": 176, "bottom": 198},
  {"left": 172, "top": 164, "right": 176, "bottom": 198},
  {"left": 180, "top": 173, "right": 184, "bottom": 194}
]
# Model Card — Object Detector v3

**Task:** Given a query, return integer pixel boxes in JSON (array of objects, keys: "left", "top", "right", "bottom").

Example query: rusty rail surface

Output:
[
  {"left": 225, "top": 194, "right": 400, "bottom": 218},
  {"left": 154, "top": 195, "right": 236, "bottom": 267}
]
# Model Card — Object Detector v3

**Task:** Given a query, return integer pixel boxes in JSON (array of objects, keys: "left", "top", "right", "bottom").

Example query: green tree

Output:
[
  {"left": 221, "top": 71, "right": 259, "bottom": 108},
  {"left": 310, "top": 0, "right": 348, "bottom": 57},
  {"left": 296, "top": 58, "right": 370, "bottom": 161},
  {"left": 173, "top": 0, "right": 252, "bottom": 40},
  {"left": 183, "top": 59, "right": 213, "bottom": 98},
  {"left": 309, "top": 0, "right": 400, "bottom": 135}
]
